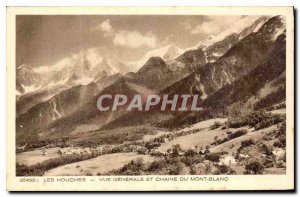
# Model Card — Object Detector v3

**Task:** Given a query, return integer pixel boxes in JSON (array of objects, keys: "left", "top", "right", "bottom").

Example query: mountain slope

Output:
[
  {"left": 126, "top": 57, "right": 176, "bottom": 90},
  {"left": 16, "top": 74, "right": 122, "bottom": 142},
  {"left": 204, "top": 33, "right": 239, "bottom": 63},
  {"left": 161, "top": 33, "right": 286, "bottom": 129},
  {"left": 99, "top": 16, "right": 286, "bottom": 131},
  {"left": 204, "top": 33, "right": 286, "bottom": 109},
  {"left": 125, "top": 44, "right": 184, "bottom": 71},
  {"left": 170, "top": 47, "right": 207, "bottom": 72},
  {"left": 16, "top": 56, "right": 173, "bottom": 142},
  {"left": 168, "top": 16, "right": 270, "bottom": 75},
  {"left": 163, "top": 16, "right": 285, "bottom": 97},
  {"left": 16, "top": 73, "right": 121, "bottom": 116}
]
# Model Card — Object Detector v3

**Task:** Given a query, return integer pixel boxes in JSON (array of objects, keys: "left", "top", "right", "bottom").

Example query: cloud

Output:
[
  {"left": 94, "top": 18, "right": 157, "bottom": 48},
  {"left": 161, "top": 34, "right": 174, "bottom": 45},
  {"left": 96, "top": 19, "right": 114, "bottom": 37},
  {"left": 185, "top": 16, "right": 262, "bottom": 38},
  {"left": 191, "top": 21, "right": 221, "bottom": 35},
  {"left": 185, "top": 16, "right": 246, "bottom": 35},
  {"left": 113, "top": 31, "right": 157, "bottom": 48}
]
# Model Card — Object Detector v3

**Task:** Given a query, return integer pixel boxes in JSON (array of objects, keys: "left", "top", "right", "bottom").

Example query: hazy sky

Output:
[{"left": 16, "top": 15, "right": 251, "bottom": 69}]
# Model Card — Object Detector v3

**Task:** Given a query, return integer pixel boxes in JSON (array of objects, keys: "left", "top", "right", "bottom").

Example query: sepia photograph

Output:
[{"left": 6, "top": 6, "right": 294, "bottom": 191}]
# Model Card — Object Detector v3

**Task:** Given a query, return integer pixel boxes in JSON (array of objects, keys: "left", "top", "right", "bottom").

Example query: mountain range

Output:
[{"left": 16, "top": 15, "right": 286, "bottom": 144}]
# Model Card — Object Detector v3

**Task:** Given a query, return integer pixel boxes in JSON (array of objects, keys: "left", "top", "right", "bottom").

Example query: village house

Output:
[
  {"left": 218, "top": 155, "right": 237, "bottom": 165},
  {"left": 58, "top": 149, "right": 73, "bottom": 156},
  {"left": 238, "top": 153, "right": 250, "bottom": 164},
  {"left": 58, "top": 147, "right": 81, "bottom": 156},
  {"left": 272, "top": 148, "right": 285, "bottom": 161}
]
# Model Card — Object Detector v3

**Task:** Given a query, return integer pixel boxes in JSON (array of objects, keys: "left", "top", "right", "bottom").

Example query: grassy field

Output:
[
  {"left": 211, "top": 125, "right": 277, "bottom": 154},
  {"left": 16, "top": 147, "right": 61, "bottom": 166},
  {"left": 17, "top": 112, "right": 286, "bottom": 176},
  {"left": 157, "top": 118, "right": 227, "bottom": 151},
  {"left": 70, "top": 124, "right": 100, "bottom": 136},
  {"left": 44, "top": 153, "right": 154, "bottom": 176},
  {"left": 177, "top": 118, "right": 227, "bottom": 133},
  {"left": 72, "top": 124, "right": 161, "bottom": 146},
  {"left": 270, "top": 108, "right": 286, "bottom": 115}
]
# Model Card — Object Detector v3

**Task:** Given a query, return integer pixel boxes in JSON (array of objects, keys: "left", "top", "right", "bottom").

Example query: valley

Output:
[
  {"left": 16, "top": 15, "right": 288, "bottom": 176},
  {"left": 16, "top": 109, "right": 286, "bottom": 176}
]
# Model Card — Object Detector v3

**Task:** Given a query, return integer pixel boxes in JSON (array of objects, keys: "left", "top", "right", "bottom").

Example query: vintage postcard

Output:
[{"left": 7, "top": 7, "right": 294, "bottom": 191}]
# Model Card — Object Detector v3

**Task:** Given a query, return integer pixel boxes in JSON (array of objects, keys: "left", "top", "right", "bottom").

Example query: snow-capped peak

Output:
[{"left": 16, "top": 48, "right": 117, "bottom": 96}]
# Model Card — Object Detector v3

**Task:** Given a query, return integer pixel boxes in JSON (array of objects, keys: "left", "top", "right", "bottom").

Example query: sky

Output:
[{"left": 16, "top": 15, "right": 258, "bottom": 71}]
